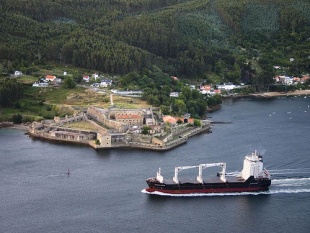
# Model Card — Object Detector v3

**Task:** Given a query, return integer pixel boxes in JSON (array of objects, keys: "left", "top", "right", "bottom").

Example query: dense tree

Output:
[
  {"left": 12, "top": 113, "right": 22, "bottom": 124},
  {"left": 63, "top": 77, "right": 76, "bottom": 89},
  {"left": 207, "top": 94, "right": 222, "bottom": 108},
  {"left": 0, "top": 78, "right": 24, "bottom": 107},
  {"left": 0, "top": 0, "right": 309, "bottom": 86}
]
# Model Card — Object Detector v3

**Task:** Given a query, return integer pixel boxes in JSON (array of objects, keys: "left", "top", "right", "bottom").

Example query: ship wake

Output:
[{"left": 268, "top": 168, "right": 310, "bottom": 175}]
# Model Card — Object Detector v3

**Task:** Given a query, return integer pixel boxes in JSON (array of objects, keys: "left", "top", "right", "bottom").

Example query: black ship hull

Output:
[{"left": 146, "top": 176, "right": 271, "bottom": 194}]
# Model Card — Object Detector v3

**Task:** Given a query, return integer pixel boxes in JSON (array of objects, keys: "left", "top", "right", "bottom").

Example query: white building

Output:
[
  {"left": 100, "top": 80, "right": 112, "bottom": 87},
  {"left": 216, "top": 83, "right": 236, "bottom": 91},
  {"left": 14, "top": 71, "right": 22, "bottom": 76},
  {"left": 170, "top": 92, "right": 180, "bottom": 97},
  {"left": 32, "top": 82, "right": 48, "bottom": 87}
]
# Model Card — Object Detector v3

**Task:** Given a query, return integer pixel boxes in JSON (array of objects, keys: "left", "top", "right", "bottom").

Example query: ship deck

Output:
[{"left": 162, "top": 176, "right": 245, "bottom": 185}]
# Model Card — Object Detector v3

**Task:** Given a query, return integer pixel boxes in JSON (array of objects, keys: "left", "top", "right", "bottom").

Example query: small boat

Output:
[{"left": 145, "top": 150, "right": 271, "bottom": 195}]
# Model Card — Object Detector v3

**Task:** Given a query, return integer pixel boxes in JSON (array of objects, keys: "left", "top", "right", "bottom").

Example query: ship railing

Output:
[{"left": 263, "top": 168, "right": 270, "bottom": 178}]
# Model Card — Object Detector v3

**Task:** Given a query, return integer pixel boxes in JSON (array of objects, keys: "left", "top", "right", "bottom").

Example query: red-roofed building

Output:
[
  {"left": 301, "top": 75, "right": 309, "bottom": 83},
  {"left": 115, "top": 114, "right": 143, "bottom": 125},
  {"left": 45, "top": 75, "right": 56, "bottom": 82},
  {"left": 83, "top": 76, "right": 90, "bottom": 82},
  {"left": 162, "top": 115, "right": 194, "bottom": 124},
  {"left": 200, "top": 85, "right": 211, "bottom": 91},
  {"left": 162, "top": 115, "right": 177, "bottom": 124}
]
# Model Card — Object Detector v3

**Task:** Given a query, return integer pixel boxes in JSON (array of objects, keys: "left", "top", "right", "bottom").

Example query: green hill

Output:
[{"left": 0, "top": 0, "right": 309, "bottom": 80}]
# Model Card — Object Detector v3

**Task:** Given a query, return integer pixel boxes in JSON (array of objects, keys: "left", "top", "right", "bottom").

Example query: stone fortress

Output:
[{"left": 29, "top": 106, "right": 211, "bottom": 151}]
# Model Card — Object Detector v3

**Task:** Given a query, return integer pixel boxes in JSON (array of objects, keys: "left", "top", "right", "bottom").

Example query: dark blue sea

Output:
[{"left": 1, "top": 96, "right": 310, "bottom": 233}]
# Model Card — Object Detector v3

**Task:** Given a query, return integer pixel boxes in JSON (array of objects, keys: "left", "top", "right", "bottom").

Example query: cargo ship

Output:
[{"left": 145, "top": 150, "right": 271, "bottom": 194}]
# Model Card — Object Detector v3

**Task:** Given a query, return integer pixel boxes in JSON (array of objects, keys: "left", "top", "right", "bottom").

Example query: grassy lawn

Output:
[
  {"left": 111, "top": 95, "right": 150, "bottom": 108},
  {"left": 1, "top": 65, "right": 149, "bottom": 123},
  {"left": 18, "top": 76, "right": 38, "bottom": 84},
  {"left": 1, "top": 83, "right": 150, "bottom": 122},
  {"left": 205, "top": 72, "right": 222, "bottom": 84},
  {"left": 64, "top": 121, "right": 98, "bottom": 131}
]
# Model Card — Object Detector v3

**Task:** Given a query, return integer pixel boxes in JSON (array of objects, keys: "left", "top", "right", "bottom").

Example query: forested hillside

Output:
[{"left": 0, "top": 0, "right": 309, "bottom": 83}]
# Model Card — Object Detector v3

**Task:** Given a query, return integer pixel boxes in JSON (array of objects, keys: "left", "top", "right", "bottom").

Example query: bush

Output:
[
  {"left": 15, "top": 102, "right": 21, "bottom": 109},
  {"left": 63, "top": 77, "right": 76, "bottom": 89},
  {"left": 34, "top": 116, "right": 44, "bottom": 122},
  {"left": 12, "top": 114, "right": 23, "bottom": 124},
  {"left": 193, "top": 119, "right": 201, "bottom": 127},
  {"left": 40, "top": 110, "right": 56, "bottom": 119},
  {"left": 22, "top": 115, "right": 34, "bottom": 123},
  {"left": 142, "top": 126, "right": 151, "bottom": 135}
]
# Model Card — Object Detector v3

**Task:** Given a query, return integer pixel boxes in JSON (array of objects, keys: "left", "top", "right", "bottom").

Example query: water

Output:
[{"left": 1, "top": 96, "right": 310, "bottom": 233}]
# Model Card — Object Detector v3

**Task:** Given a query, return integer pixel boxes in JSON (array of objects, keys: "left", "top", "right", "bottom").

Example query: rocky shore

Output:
[{"left": 0, "top": 122, "right": 30, "bottom": 131}]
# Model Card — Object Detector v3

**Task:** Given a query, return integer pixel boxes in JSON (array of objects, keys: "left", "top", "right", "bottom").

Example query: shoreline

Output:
[
  {"left": 1, "top": 89, "right": 309, "bottom": 150},
  {"left": 0, "top": 122, "right": 30, "bottom": 131},
  {"left": 26, "top": 124, "right": 210, "bottom": 151},
  {"left": 250, "top": 89, "right": 310, "bottom": 98}
]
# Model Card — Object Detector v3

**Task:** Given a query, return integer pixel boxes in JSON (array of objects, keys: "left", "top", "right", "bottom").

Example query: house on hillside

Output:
[
  {"left": 199, "top": 85, "right": 221, "bottom": 95},
  {"left": 170, "top": 92, "right": 179, "bottom": 97},
  {"left": 216, "top": 82, "right": 236, "bottom": 91},
  {"left": 190, "top": 85, "right": 196, "bottom": 90},
  {"left": 278, "top": 76, "right": 293, "bottom": 85},
  {"left": 45, "top": 75, "right": 61, "bottom": 85},
  {"left": 301, "top": 74, "right": 309, "bottom": 83},
  {"left": 200, "top": 85, "right": 211, "bottom": 94},
  {"left": 92, "top": 73, "right": 99, "bottom": 81},
  {"left": 45, "top": 75, "right": 57, "bottom": 82},
  {"left": 32, "top": 82, "right": 48, "bottom": 87},
  {"left": 83, "top": 75, "right": 90, "bottom": 82},
  {"left": 100, "top": 79, "right": 112, "bottom": 87},
  {"left": 14, "top": 71, "right": 22, "bottom": 76}
]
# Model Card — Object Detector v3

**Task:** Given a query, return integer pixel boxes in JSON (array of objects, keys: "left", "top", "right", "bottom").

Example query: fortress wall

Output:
[
  {"left": 54, "top": 113, "right": 86, "bottom": 124},
  {"left": 152, "top": 137, "right": 165, "bottom": 146},
  {"left": 97, "top": 133, "right": 112, "bottom": 147},
  {"left": 130, "top": 134, "right": 153, "bottom": 143},
  {"left": 87, "top": 106, "right": 127, "bottom": 130},
  {"left": 108, "top": 108, "right": 144, "bottom": 117},
  {"left": 86, "top": 119, "right": 108, "bottom": 134},
  {"left": 171, "top": 123, "right": 190, "bottom": 136}
]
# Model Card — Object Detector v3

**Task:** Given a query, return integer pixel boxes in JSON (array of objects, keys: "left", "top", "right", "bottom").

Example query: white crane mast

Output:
[
  {"left": 173, "top": 165, "right": 199, "bottom": 183},
  {"left": 197, "top": 163, "right": 227, "bottom": 183},
  {"left": 172, "top": 163, "right": 227, "bottom": 184}
]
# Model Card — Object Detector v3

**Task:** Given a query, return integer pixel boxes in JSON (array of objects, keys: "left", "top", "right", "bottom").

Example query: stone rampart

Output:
[
  {"left": 108, "top": 108, "right": 144, "bottom": 117},
  {"left": 54, "top": 113, "right": 86, "bottom": 125},
  {"left": 29, "top": 124, "right": 96, "bottom": 143},
  {"left": 85, "top": 118, "right": 108, "bottom": 134},
  {"left": 87, "top": 106, "right": 127, "bottom": 131}
]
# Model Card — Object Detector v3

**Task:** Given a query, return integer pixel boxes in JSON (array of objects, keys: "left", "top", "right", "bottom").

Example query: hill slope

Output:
[{"left": 0, "top": 0, "right": 309, "bottom": 80}]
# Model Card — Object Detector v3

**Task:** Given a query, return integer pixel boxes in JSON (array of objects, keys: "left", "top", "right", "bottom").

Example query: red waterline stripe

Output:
[{"left": 145, "top": 187, "right": 268, "bottom": 194}]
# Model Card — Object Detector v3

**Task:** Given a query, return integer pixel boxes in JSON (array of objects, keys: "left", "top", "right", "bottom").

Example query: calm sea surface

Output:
[{"left": 1, "top": 96, "right": 310, "bottom": 233}]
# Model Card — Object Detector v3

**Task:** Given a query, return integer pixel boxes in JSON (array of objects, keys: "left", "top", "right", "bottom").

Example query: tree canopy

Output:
[
  {"left": 0, "top": 78, "right": 24, "bottom": 107},
  {"left": 0, "top": 0, "right": 308, "bottom": 85}
]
